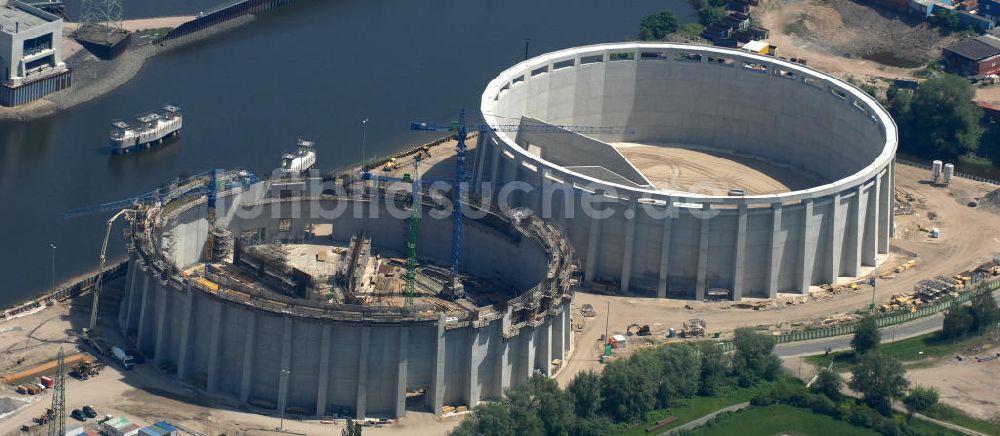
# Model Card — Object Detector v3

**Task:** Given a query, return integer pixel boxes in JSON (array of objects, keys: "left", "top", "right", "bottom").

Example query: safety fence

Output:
[
  {"left": 151, "top": 0, "right": 295, "bottom": 45},
  {"left": 716, "top": 280, "right": 1000, "bottom": 352},
  {"left": 0, "top": 259, "right": 129, "bottom": 320}
]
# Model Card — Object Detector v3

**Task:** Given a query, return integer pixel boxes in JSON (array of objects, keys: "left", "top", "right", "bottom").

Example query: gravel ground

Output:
[{"left": 0, "top": 15, "right": 255, "bottom": 122}]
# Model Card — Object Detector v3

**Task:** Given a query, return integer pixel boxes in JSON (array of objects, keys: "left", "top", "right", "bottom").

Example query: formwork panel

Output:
[
  {"left": 287, "top": 319, "right": 323, "bottom": 412},
  {"left": 326, "top": 324, "right": 362, "bottom": 412},
  {"left": 250, "top": 314, "right": 283, "bottom": 408},
  {"left": 217, "top": 304, "right": 248, "bottom": 396}
]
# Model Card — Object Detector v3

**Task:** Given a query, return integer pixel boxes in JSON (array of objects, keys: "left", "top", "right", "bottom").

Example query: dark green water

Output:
[{"left": 0, "top": 0, "right": 696, "bottom": 307}]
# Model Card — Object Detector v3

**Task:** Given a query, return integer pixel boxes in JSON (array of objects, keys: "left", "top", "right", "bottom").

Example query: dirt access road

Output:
[{"left": 558, "top": 163, "right": 1000, "bottom": 386}]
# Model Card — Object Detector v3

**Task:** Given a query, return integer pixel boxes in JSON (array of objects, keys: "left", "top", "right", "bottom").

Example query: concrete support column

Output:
[
  {"left": 584, "top": 219, "right": 602, "bottom": 283},
  {"left": 563, "top": 301, "right": 572, "bottom": 352},
  {"left": 123, "top": 263, "right": 138, "bottom": 334},
  {"left": 799, "top": 199, "right": 816, "bottom": 293},
  {"left": 395, "top": 328, "right": 409, "bottom": 418},
  {"left": 467, "top": 331, "right": 482, "bottom": 407},
  {"left": 552, "top": 309, "right": 565, "bottom": 361},
  {"left": 355, "top": 325, "right": 371, "bottom": 419},
  {"left": 239, "top": 311, "right": 256, "bottom": 406},
  {"left": 543, "top": 319, "right": 553, "bottom": 376},
  {"left": 503, "top": 156, "right": 519, "bottom": 204},
  {"left": 430, "top": 313, "right": 446, "bottom": 414},
  {"left": 620, "top": 204, "right": 637, "bottom": 293},
  {"left": 136, "top": 275, "right": 151, "bottom": 351},
  {"left": 316, "top": 325, "right": 332, "bottom": 417},
  {"left": 695, "top": 205, "right": 711, "bottom": 301},
  {"left": 153, "top": 286, "right": 168, "bottom": 365},
  {"left": 829, "top": 194, "right": 844, "bottom": 283},
  {"left": 879, "top": 163, "right": 893, "bottom": 253},
  {"left": 846, "top": 186, "right": 864, "bottom": 276},
  {"left": 489, "top": 140, "right": 502, "bottom": 186},
  {"left": 473, "top": 133, "right": 489, "bottom": 189},
  {"left": 525, "top": 328, "right": 536, "bottom": 381},
  {"left": 176, "top": 289, "right": 195, "bottom": 382},
  {"left": 206, "top": 303, "right": 223, "bottom": 393},
  {"left": 864, "top": 179, "right": 880, "bottom": 266},
  {"left": 889, "top": 160, "right": 896, "bottom": 239},
  {"left": 732, "top": 204, "right": 748, "bottom": 301},
  {"left": 658, "top": 212, "right": 673, "bottom": 298},
  {"left": 534, "top": 167, "right": 546, "bottom": 215},
  {"left": 277, "top": 318, "right": 293, "bottom": 417},
  {"left": 498, "top": 310, "right": 512, "bottom": 391},
  {"left": 766, "top": 203, "right": 784, "bottom": 298}
]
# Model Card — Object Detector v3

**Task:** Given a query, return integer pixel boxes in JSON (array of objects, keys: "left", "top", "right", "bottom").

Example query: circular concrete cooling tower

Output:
[
  {"left": 473, "top": 42, "right": 897, "bottom": 300},
  {"left": 116, "top": 173, "right": 575, "bottom": 419}
]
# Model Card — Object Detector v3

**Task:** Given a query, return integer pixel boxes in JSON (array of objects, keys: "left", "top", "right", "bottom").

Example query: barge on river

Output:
[{"left": 110, "top": 105, "right": 182, "bottom": 154}]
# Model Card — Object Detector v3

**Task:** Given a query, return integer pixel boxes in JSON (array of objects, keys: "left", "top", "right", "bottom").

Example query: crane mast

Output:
[{"left": 404, "top": 155, "right": 421, "bottom": 306}]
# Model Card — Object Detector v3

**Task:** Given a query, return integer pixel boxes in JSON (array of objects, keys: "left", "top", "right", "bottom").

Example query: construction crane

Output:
[
  {"left": 64, "top": 169, "right": 258, "bottom": 219},
  {"left": 90, "top": 208, "right": 134, "bottom": 332},
  {"left": 404, "top": 156, "right": 421, "bottom": 306},
  {"left": 202, "top": 168, "right": 221, "bottom": 263},
  {"left": 46, "top": 347, "right": 65, "bottom": 436},
  {"left": 404, "top": 111, "right": 471, "bottom": 293}
]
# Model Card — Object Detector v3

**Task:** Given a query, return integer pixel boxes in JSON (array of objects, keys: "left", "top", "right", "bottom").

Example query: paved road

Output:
[
  {"left": 776, "top": 292, "right": 1000, "bottom": 357},
  {"left": 662, "top": 402, "right": 750, "bottom": 435}
]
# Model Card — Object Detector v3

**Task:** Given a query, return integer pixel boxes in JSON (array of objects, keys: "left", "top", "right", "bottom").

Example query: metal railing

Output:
[{"left": 716, "top": 280, "right": 1000, "bottom": 352}]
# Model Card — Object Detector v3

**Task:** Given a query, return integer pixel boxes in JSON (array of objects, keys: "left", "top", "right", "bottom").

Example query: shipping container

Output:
[{"left": 153, "top": 421, "right": 178, "bottom": 436}]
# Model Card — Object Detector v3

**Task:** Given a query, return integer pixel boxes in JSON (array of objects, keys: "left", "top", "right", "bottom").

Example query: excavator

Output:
[{"left": 626, "top": 323, "right": 651, "bottom": 337}]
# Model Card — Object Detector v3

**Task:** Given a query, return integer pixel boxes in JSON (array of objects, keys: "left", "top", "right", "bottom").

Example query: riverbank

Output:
[{"left": 0, "top": 15, "right": 254, "bottom": 122}]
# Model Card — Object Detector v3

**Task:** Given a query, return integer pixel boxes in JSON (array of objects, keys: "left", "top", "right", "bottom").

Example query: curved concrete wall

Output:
[
  {"left": 117, "top": 184, "right": 573, "bottom": 419},
  {"left": 474, "top": 43, "right": 897, "bottom": 299}
]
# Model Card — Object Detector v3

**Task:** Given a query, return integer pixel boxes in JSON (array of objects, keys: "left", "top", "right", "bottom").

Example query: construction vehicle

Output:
[
  {"left": 383, "top": 157, "right": 398, "bottom": 171},
  {"left": 110, "top": 346, "right": 135, "bottom": 370},
  {"left": 680, "top": 319, "right": 707, "bottom": 338},
  {"left": 90, "top": 209, "right": 135, "bottom": 332},
  {"left": 69, "top": 360, "right": 102, "bottom": 380},
  {"left": 626, "top": 324, "right": 651, "bottom": 336},
  {"left": 580, "top": 304, "right": 596, "bottom": 317},
  {"left": 81, "top": 329, "right": 110, "bottom": 356}
]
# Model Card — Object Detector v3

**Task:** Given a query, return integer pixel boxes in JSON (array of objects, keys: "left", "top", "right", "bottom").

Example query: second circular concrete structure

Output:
[{"left": 472, "top": 42, "right": 898, "bottom": 300}]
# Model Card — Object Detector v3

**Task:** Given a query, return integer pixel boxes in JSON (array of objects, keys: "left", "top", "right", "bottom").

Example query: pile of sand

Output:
[
  {"left": 0, "top": 396, "right": 29, "bottom": 417},
  {"left": 977, "top": 187, "right": 1000, "bottom": 209}
]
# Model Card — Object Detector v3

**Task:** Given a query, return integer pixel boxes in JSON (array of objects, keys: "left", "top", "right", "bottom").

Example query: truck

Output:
[{"left": 110, "top": 346, "right": 135, "bottom": 370}]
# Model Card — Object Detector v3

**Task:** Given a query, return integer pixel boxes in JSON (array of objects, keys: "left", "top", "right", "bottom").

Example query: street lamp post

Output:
[
  {"left": 49, "top": 244, "right": 57, "bottom": 292},
  {"left": 361, "top": 118, "right": 369, "bottom": 170},
  {"left": 278, "top": 368, "right": 290, "bottom": 430}
]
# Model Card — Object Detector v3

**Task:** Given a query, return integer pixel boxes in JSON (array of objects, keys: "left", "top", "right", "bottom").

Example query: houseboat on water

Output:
[{"left": 110, "top": 105, "right": 182, "bottom": 153}]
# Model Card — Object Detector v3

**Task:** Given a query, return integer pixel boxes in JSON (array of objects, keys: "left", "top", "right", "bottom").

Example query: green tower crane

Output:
[{"left": 404, "top": 155, "right": 422, "bottom": 306}]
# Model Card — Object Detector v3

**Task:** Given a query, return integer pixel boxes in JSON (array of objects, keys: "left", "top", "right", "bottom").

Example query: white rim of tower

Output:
[{"left": 481, "top": 42, "right": 898, "bottom": 205}]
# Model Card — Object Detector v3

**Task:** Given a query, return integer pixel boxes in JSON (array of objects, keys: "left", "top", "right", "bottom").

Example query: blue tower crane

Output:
[{"left": 64, "top": 170, "right": 258, "bottom": 219}]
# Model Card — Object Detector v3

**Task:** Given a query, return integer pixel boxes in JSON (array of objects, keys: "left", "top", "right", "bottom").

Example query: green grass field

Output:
[
  {"left": 688, "top": 404, "right": 878, "bottom": 436},
  {"left": 621, "top": 382, "right": 774, "bottom": 435},
  {"left": 923, "top": 404, "right": 1000, "bottom": 435},
  {"left": 686, "top": 404, "right": 966, "bottom": 436}
]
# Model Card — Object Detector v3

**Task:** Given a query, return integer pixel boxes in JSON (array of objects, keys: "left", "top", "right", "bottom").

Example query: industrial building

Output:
[
  {"left": 472, "top": 42, "right": 897, "bottom": 300},
  {"left": 943, "top": 34, "right": 1000, "bottom": 78},
  {"left": 0, "top": 0, "right": 70, "bottom": 106},
  {"left": 115, "top": 166, "right": 576, "bottom": 419}
]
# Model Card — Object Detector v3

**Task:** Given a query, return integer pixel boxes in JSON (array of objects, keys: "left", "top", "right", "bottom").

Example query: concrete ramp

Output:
[{"left": 513, "top": 116, "right": 652, "bottom": 188}]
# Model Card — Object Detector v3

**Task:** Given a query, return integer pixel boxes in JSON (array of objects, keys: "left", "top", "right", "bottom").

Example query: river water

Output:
[{"left": 0, "top": 0, "right": 696, "bottom": 307}]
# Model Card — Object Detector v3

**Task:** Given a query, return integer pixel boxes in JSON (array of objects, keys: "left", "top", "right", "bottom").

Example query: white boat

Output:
[
  {"left": 279, "top": 139, "right": 317, "bottom": 174},
  {"left": 110, "top": 105, "right": 182, "bottom": 153}
]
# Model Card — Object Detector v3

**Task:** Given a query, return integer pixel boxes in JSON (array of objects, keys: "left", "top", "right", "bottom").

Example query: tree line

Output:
[{"left": 451, "top": 328, "right": 781, "bottom": 435}]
